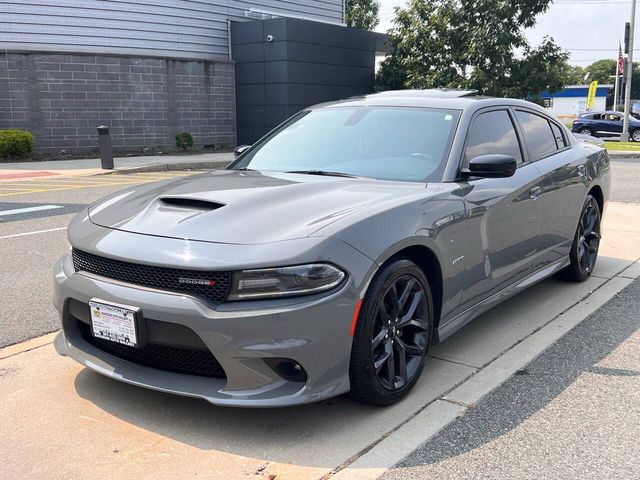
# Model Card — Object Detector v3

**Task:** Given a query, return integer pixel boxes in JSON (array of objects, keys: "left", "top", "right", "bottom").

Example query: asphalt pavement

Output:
[
  {"left": 0, "top": 172, "right": 192, "bottom": 347},
  {"left": 382, "top": 277, "right": 640, "bottom": 480}
]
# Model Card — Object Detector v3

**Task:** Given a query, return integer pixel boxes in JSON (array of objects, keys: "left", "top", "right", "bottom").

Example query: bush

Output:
[
  {"left": 175, "top": 132, "right": 194, "bottom": 150},
  {"left": 0, "top": 130, "right": 35, "bottom": 157}
]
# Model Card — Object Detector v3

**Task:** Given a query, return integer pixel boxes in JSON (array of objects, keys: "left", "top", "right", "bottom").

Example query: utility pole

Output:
[{"left": 622, "top": 0, "right": 637, "bottom": 141}]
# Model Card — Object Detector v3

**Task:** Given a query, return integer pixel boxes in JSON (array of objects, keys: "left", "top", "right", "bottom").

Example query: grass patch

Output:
[{"left": 604, "top": 141, "right": 640, "bottom": 151}]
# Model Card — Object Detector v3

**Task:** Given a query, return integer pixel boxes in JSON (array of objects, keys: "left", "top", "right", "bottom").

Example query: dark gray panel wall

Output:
[
  {"left": 0, "top": 52, "right": 236, "bottom": 153},
  {"left": 232, "top": 18, "right": 383, "bottom": 145}
]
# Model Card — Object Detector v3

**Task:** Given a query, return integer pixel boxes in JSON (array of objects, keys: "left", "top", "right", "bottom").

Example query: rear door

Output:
[
  {"left": 513, "top": 109, "right": 588, "bottom": 265},
  {"left": 457, "top": 108, "right": 544, "bottom": 311}
]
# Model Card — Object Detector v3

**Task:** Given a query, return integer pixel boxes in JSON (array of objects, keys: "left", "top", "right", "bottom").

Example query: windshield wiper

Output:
[{"left": 285, "top": 170, "right": 359, "bottom": 178}]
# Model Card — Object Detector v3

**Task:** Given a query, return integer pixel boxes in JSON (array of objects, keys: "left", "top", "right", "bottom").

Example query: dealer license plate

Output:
[{"left": 89, "top": 300, "right": 140, "bottom": 348}]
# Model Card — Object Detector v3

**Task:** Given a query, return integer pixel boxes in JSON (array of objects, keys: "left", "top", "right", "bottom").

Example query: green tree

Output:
[
  {"left": 377, "top": 0, "right": 570, "bottom": 99},
  {"left": 566, "top": 64, "right": 586, "bottom": 84},
  {"left": 581, "top": 59, "right": 640, "bottom": 105},
  {"left": 583, "top": 59, "right": 616, "bottom": 84},
  {"left": 345, "top": 0, "right": 380, "bottom": 30}
]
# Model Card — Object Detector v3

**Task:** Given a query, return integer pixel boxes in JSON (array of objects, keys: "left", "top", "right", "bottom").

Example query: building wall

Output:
[
  {"left": 0, "top": 52, "right": 236, "bottom": 153},
  {"left": 545, "top": 96, "right": 607, "bottom": 120},
  {"left": 0, "top": 1, "right": 349, "bottom": 154},
  {"left": 0, "top": 1, "right": 344, "bottom": 61},
  {"left": 232, "top": 17, "right": 383, "bottom": 144}
]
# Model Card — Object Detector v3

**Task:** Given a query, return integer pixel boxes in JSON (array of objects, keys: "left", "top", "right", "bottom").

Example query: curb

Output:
[
  {"left": 608, "top": 151, "right": 640, "bottom": 158},
  {"left": 0, "top": 332, "right": 57, "bottom": 361},
  {"left": 98, "top": 160, "right": 231, "bottom": 176}
]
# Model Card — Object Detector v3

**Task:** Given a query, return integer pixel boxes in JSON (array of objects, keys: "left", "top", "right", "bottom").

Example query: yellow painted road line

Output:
[
  {"left": 0, "top": 180, "right": 164, "bottom": 197},
  {"left": 0, "top": 173, "right": 191, "bottom": 198},
  {"left": 0, "top": 182, "right": 94, "bottom": 188},
  {"left": 0, "top": 190, "right": 47, "bottom": 197}
]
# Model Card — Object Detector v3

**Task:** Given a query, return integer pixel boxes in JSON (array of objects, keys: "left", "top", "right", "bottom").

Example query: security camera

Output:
[{"left": 266, "top": 34, "right": 274, "bottom": 42}]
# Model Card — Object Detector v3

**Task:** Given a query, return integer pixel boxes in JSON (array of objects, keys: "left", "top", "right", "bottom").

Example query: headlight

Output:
[{"left": 227, "top": 264, "right": 346, "bottom": 300}]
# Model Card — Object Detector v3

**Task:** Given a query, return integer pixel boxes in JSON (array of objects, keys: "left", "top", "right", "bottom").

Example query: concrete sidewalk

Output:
[
  {"left": 0, "top": 152, "right": 234, "bottom": 180},
  {"left": 1, "top": 202, "right": 639, "bottom": 480}
]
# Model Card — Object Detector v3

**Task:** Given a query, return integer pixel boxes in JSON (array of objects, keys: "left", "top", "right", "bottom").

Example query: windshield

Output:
[{"left": 230, "top": 107, "right": 460, "bottom": 182}]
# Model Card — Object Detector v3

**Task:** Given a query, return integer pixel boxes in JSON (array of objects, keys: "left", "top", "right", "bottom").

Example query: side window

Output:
[
  {"left": 515, "top": 110, "right": 558, "bottom": 161},
  {"left": 550, "top": 122, "right": 567, "bottom": 149},
  {"left": 464, "top": 110, "right": 523, "bottom": 166}
]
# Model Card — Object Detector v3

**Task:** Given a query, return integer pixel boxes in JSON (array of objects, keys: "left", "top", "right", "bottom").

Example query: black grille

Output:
[
  {"left": 72, "top": 249, "right": 231, "bottom": 303},
  {"left": 78, "top": 321, "right": 226, "bottom": 378}
]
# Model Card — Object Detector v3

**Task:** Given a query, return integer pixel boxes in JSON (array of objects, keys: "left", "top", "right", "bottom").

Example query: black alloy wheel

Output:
[
  {"left": 576, "top": 196, "right": 601, "bottom": 275},
  {"left": 349, "top": 259, "right": 433, "bottom": 406},
  {"left": 557, "top": 194, "right": 601, "bottom": 282},
  {"left": 371, "top": 275, "right": 429, "bottom": 390}
]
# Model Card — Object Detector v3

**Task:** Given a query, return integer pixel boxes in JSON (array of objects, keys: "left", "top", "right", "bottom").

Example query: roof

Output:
[{"left": 311, "top": 89, "right": 546, "bottom": 112}]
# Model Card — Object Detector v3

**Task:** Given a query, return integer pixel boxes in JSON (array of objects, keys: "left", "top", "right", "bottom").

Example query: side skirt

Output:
[{"left": 436, "top": 256, "right": 571, "bottom": 343}]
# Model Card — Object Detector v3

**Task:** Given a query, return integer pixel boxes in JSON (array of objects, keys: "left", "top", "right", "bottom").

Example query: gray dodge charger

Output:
[{"left": 54, "top": 90, "right": 610, "bottom": 407}]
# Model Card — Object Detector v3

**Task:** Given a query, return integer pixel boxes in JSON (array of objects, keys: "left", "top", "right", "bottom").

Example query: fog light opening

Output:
[{"left": 265, "top": 358, "right": 308, "bottom": 383}]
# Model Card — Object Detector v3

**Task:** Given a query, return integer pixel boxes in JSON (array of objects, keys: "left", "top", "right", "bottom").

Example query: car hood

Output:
[{"left": 88, "top": 170, "right": 425, "bottom": 244}]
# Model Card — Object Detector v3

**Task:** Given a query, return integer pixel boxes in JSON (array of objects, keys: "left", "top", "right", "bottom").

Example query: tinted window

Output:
[
  {"left": 515, "top": 110, "right": 558, "bottom": 161},
  {"left": 232, "top": 107, "right": 460, "bottom": 182},
  {"left": 550, "top": 122, "right": 566, "bottom": 149},
  {"left": 464, "top": 110, "right": 522, "bottom": 165}
]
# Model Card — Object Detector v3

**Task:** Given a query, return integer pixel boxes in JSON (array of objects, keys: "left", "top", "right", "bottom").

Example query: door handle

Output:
[{"left": 529, "top": 186, "right": 542, "bottom": 199}]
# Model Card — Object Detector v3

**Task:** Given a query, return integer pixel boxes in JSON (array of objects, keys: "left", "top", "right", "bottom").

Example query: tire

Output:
[
  {"left": 631, "top": 129, "right": 640, "bottom": 142},
  {"left": 579, "top": 127, "right": 593, "bottom": 136},
  {"left": 349, "top": 258, "right": 433, "bottom": 406},
  {"left": 556, "top": 195, "right": 601, "bottom": 282}
]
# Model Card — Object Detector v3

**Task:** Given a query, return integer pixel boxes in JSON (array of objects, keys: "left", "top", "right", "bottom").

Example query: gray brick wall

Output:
[{"left": 0, "top": 52, "right": 236, "bottom": 153}]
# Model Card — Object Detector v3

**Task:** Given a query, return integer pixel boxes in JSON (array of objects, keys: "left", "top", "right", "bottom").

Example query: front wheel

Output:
[
  {"left": 349, "top": 259, "right": 433, "bottom": 406},
  {"left": 557, "top": 195, "right": 601, "bottom": 282},
  {"left": 631, "top": 129, "right": 640, "bottom": 142}
]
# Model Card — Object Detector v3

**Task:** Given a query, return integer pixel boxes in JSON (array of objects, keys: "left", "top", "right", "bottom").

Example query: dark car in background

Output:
[{"left": 572, "top": 111, "right": 640, "bottom": 141}]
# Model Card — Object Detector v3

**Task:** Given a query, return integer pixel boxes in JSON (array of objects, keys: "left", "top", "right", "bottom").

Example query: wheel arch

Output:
[
  {"left": 588, "top": 184, "right": 604, "bottom": 213},
  {"left": 371, "top": 242, "right": 444, "bottom": 344}
]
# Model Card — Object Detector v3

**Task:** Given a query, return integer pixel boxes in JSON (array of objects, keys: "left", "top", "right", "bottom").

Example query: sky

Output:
[{"left": 375, "top": 0, "right": 634, "bottom": 68}]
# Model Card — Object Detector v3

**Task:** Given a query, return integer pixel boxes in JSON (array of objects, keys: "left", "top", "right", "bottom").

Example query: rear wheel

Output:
[
  {"left": 557, "top": 195, "right": 601, "bottom": 282},
  {"left": 579, "top": 127, "right": 594, "bottom": 136},
  {"left": 631, "top": 129, "right": 640, "bottom": 142},
  {"left": 349, "top": 259, "right": 433, "bottom": 406}
]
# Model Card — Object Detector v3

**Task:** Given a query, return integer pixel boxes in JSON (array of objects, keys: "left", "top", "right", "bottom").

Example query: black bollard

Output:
[{"left": 97, "top": 125, "right": 114, "bottom": 170}]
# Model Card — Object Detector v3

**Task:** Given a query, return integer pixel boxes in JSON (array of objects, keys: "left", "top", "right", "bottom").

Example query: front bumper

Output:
[{"left": 53, "top": 228, "right": 375, "bottom": 407}]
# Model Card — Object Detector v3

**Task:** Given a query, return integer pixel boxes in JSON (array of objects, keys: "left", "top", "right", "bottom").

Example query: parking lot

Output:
[{"left": 1, "top": 159, "right": 640, "bottom": 480}]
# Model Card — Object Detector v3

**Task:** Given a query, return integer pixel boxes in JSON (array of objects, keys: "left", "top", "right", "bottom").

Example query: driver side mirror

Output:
[
  {"left": 461, "top": 154, "right": 517, "bottom": 179},
  {"left": 234, "top": 145, "right": 251, "bottom": 158}
]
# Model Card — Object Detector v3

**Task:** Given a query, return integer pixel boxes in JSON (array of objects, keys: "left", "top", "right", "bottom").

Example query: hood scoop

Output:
[{"left": 159, "top": 197, "right": 225, "bottom": 211}]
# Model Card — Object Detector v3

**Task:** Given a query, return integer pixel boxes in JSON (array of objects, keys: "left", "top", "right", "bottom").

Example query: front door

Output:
[{"left": 456, "top": 108, "right": 543, "bottom": 312}]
